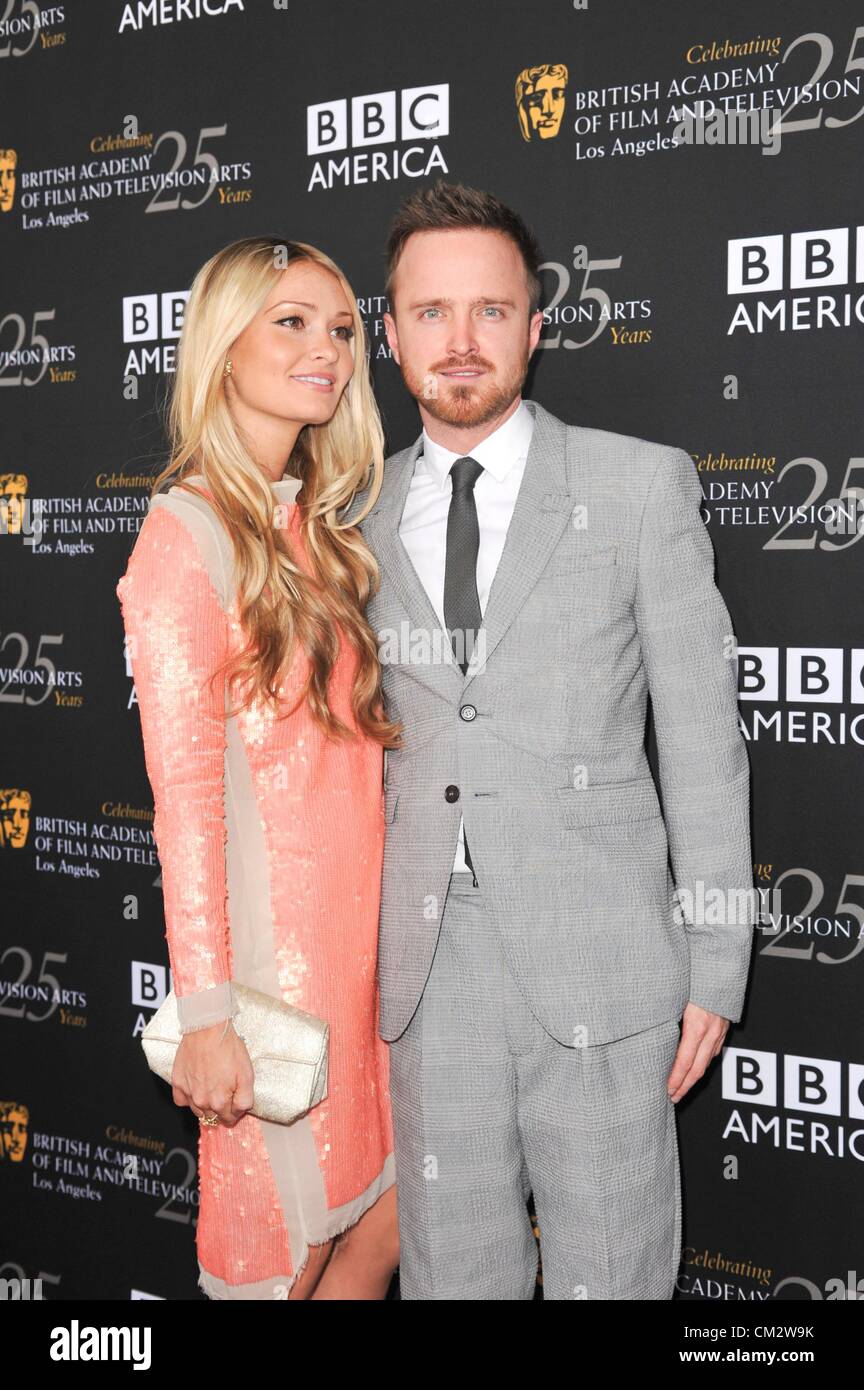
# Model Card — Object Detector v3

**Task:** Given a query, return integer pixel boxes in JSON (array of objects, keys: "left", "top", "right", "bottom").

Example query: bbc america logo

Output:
[
  {"left": 122, "top": 291, "right": 188, "bottom": 344},
  {"left": 727, "top": 225, "right": 864, "bottom": 334},
  {"left": 728, "top": 226, "right": 864, "bottom": 295},
  {"left": 738, "top": 647, "right": 864, "bottom": 704},
  {"left": 121, "top": 290, "right": 189, "bottom": 376},
  {"left": 306, "top": 85, "right": 450, "bottom": 190},
  {"left": 307, "top": 85, "right": 449, "bottom": 154},
  {"left": 737, "top": 647, "right": 864, "bottom": 745},
  {"left": 723, "top": 1048, "right": 864, "bottom": 1119},
  {"left": 722, "top": 1048, "right": 864, "bottom": 1163}
]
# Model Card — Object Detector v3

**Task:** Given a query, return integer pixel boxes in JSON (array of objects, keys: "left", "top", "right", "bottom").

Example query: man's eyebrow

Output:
[
  {"left": 267, "top": 299, "right": 353, "bottom": 318},
  {"left": 407, "top": 296, "right": 517, "bottom": 310}
]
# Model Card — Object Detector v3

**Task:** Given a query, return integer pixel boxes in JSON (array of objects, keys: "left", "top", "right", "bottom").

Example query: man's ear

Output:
[
  {"left": 528, "top": 308, "right": 544, "bottom": 354},
  {"left": 383, "top": 310, "right": 400, "bottom": 363}
]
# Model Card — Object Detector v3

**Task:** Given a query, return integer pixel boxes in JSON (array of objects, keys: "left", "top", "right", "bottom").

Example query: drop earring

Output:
[{"left": 223, "top": 358, "right": 233, "bottom": 377}]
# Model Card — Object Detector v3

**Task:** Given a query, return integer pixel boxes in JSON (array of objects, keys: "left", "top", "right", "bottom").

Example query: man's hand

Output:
[{"left": 666, "top": 1002, "right": 730, "bottom": 1103}]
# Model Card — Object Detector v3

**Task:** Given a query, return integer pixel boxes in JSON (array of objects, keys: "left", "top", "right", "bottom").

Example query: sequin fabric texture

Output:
[{"left": 116, "top": 477, "right": 395, "bottom": 1298}]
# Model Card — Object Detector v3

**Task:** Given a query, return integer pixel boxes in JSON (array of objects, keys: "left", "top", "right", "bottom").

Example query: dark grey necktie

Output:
[
  {"left": 443, "top": 455, "right": 484, "bottom": 881},
  {"left": 443, "top": 456, "right": 484, "bottom": 674}
]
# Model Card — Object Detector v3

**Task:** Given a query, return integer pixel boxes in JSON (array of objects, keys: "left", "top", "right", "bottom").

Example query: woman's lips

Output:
[{"left": 291, "top": 375, "right": 335, "bottom": 392}]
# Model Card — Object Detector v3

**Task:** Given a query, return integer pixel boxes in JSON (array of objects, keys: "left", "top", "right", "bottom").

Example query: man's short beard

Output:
[{"left": 402, "top": 354, "right": 530, "bottom": 430}]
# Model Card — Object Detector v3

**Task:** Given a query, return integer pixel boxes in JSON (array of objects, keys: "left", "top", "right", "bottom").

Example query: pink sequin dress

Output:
[{"left": 116, "top": 473, "right": 395, "bottom": 1299}]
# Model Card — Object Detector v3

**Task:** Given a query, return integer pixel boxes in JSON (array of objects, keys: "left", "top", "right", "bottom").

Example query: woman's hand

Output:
[{"left": 171, "top": 1019, "right": 255, "bottom": 1127}]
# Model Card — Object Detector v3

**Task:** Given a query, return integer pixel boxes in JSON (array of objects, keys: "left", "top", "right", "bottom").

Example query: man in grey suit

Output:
[{"left": 351, "top": 181, "right": 755, "bottom": 1300}]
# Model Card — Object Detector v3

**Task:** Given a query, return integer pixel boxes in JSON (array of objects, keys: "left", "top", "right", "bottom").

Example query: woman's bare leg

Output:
[
  {"left": 286, "top": 1237, "right": 335, "bottom": 1299},
  {"left": 310, "top": 1184, "right": 399, "bottom": 1300}
]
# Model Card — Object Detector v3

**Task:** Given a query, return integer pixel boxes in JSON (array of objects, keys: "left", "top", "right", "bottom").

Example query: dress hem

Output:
[{"left": 196, "top": 1151, "right": 397, "bottom": 1300}]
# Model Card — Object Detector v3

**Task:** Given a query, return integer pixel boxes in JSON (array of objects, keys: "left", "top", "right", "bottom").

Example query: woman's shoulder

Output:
[{"left": 119, "top": 476, "right": 233, "bottom": 610}]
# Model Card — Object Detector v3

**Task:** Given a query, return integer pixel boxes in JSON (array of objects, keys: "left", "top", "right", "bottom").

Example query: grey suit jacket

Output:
[{"left": 347, "top": 398, "right": 754, "bottom": 1046}]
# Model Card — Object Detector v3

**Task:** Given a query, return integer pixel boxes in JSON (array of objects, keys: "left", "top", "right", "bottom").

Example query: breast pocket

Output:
[
  {"left": 545, "top": 543, "right": 628, "bottom": 613},
  {"left": 547, "top": 542, "right": 618, "bottom": 575}
]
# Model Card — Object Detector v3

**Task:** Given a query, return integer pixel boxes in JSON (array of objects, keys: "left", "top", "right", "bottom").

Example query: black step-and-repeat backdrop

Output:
[{"left": 1, "top": 0, "right": 862, "bottom": 1303}]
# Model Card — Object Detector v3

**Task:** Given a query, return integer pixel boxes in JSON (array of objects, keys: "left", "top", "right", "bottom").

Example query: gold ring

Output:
[{"left": 200, "top": 1112, "right": 219, "bottom": 1127}]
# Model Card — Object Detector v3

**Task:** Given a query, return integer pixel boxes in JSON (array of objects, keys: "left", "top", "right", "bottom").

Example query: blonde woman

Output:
[{"left": 116, "top": 237, "right": 401, "bottom": 1300}]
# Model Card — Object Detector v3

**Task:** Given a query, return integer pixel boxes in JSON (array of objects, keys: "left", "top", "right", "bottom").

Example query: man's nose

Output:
[{"left": 445, "top": 315, "right": 479, "bottom": 356}]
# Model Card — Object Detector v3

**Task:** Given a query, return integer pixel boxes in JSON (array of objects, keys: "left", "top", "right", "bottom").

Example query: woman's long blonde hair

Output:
[{"left": 150, "top": 235, "right": 402, "bottom": 748}]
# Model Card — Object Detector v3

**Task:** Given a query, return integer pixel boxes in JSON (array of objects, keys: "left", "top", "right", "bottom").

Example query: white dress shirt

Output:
[{"left": 397, "top": 398, "right": 535, "bottom": 874}]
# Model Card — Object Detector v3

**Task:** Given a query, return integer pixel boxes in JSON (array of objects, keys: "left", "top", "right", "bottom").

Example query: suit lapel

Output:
[
  {"left": 362, "top": 397, "right": 583, "bottom": 696},
  {"left": 361, "top": 434, "right": 465, "bottom": 700},
  {"left": 464, "top": 399, "right": 577, "bottom": 686}
]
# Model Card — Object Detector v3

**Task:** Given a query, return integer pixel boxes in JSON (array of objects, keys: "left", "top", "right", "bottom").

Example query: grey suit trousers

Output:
[{"left": 389, "top": 871, "right": 683, "bottom": 1301}]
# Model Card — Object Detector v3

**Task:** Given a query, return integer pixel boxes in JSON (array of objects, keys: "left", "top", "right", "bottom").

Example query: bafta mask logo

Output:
[
  {"left": 0, "top": 474, "right": 28, "bottom": 536},
  {"left": 0, "top": 1101, "right": 28, "bottom": 1162},
  {"left": 515, "top": 64, "right": 569, "bottom": 141},
  {"left": 0, "top": 149, "right": 16, "bottom": 213},
  {"left": 0, "top": 789, "right": 31, "bottom": 849}
]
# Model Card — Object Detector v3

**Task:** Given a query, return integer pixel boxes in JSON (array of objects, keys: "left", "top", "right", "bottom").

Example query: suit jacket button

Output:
[
  {"left": 444, "top": 784, "right": 460, "bottom": 802},
  {"left": 459, "top": 704, "right": 477, "bottom": 721}
]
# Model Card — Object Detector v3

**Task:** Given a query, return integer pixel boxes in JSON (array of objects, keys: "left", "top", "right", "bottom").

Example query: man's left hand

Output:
[{"left": 666, "top": 1002, "right": 730, "bottom": 1103}]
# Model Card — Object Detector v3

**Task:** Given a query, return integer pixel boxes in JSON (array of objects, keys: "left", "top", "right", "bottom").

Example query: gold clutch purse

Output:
[{"left": 141, "top": 982, "right": 329, "bottom": 1125}]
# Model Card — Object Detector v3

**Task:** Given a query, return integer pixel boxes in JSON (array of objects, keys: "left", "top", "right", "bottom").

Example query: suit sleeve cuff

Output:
[{"left": 687, "top": 956, "right": 750, "bottom": 1023}]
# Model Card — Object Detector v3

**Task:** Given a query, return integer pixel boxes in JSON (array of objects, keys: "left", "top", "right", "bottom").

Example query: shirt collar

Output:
[{"left": 419, "top": 398, "right": 534, "bottom": 491}]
